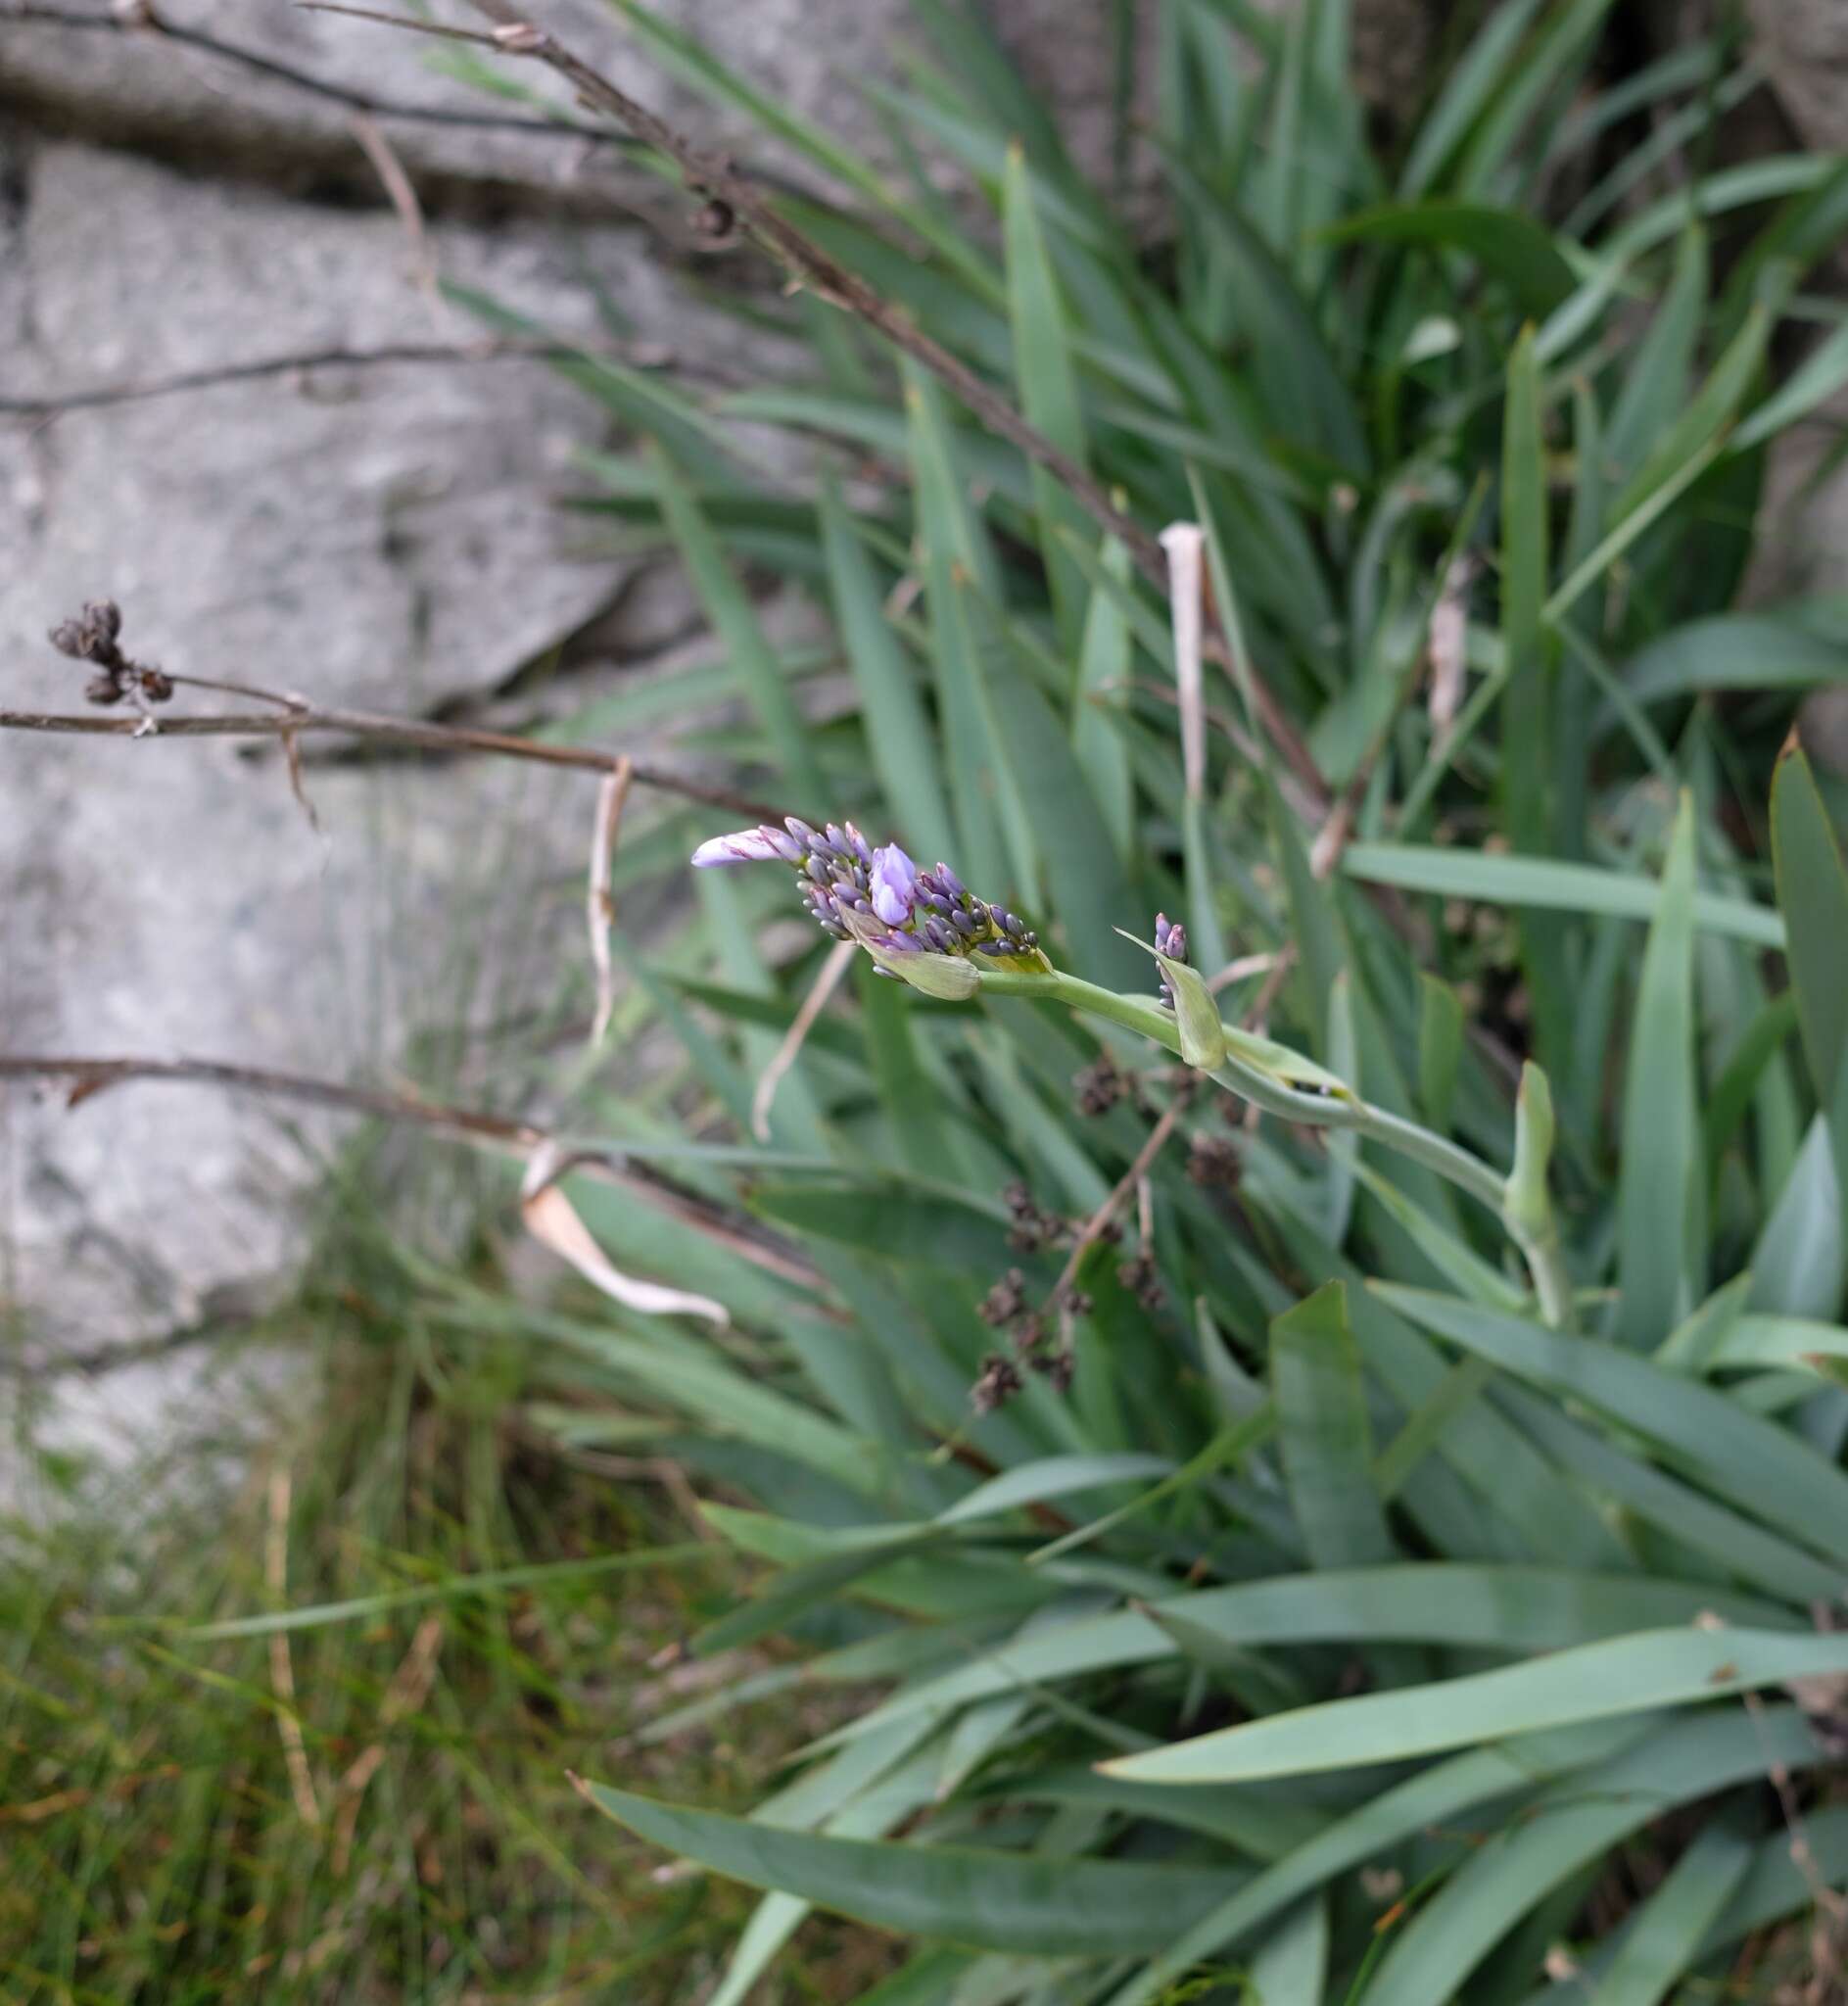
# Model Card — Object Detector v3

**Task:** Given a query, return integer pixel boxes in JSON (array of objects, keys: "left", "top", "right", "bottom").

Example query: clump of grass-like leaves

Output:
[{"left": 434, "top": 3, "right": 1848, "bottom": 1999}]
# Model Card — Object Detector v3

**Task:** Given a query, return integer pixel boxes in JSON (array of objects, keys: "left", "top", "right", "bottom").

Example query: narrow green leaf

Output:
[
  {"left": 821, "top": 482, "right": 956, "bottom": 868},
  {"left": 1341, "top": 842, "right": 1784, "bottom": 948},
  {"left": 1609, "top": 616, "right": 1848, "bottom": 726},
  {"left": 1102, "top": 1630, "right": 1848, "bottom": 1784},
  {"left": 904, "top": 361, "right": 1009, "bottom": 894},
  {"left": 1416, "top": 973, "right": 1464, "bottom": 1132},
  {"left": 817, "top": 1563, "right": 1794, "bottom": 1751},
  {"left": 1591, "top": 1816, "right": 1756, "bottom": 2006},
  {"left": 1270, "top": 1283, "right": 1395, "bottom": 1569},
  {"left": 1501, "top": 322, "right": 1569, "bottom": 1077},
  {"left": 958, "top": 582, "right": 1145, "bottom": 988},
  {"left": 1397, "top": 0, "right": 1545, "bottom": 197},
  {"left": 1360, "top": 1708, "right": 1823, "bottom": 2006},
  {"left": 1102, "top": 1718, "right": 1638, "bottom": 2006},
  {"left": 1002, "top": 140, "right": 1091, "bottom": 654},
  {"left": 1374, "top": 1287, "right": 1848, "bottom": 1566},
  {"left": 1611, "top": 306, "right": 1770, "bottom": 527},
  {"left": 1615, "top": 794, "right": 1701, "bottom": 1347},
  {"left": 576, "top": 1784, "right": 1245, "bottom": 1957},
  {"left": 1605, "top": 223, "right": 1708, "bottom": 479},
  {"left": 1771, "top": 737, "right": 1848, "bottom": 1105},
  {"left": 1735, "top": 313, "right": 1848, "bottom": 450},
  {"left": 1071, "top": 534, "right": 1136, "bottom": 858},
  {"left": 650, "top": 443, "right": 824, "bottom": 804},
  {"left": 1322, "top": 204, "right": 1577, "bottom": 315}
]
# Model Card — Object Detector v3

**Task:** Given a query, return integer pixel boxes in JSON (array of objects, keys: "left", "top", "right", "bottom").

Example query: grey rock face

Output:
[
  {"left": 0, "top": 137, "right": 723, "bottom": 1398},
  {"left": 1743, "top": 0, "right": 1848, "bottom": 155}
]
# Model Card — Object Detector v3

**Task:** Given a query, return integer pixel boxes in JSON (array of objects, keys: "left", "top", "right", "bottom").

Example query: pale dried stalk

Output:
[
  {"left": 587, "top": 758, "right": 634, "bottom": 1047},
  {"left": 520, "top": 1142, "right": 730, "bottom": 1324},
  {"left": 329, "top": 1612, "right": 445, "bottom": 1877},
  {"left": 751, "top": 938, "right": 857, "bottom": 1140},
  {"left": 1159, "top": 523, "right": 1208, "bottom": 802},
  {"left": 266, "top": 1467, "right": 323, "bottom": 1830},
  {"left": 348, "top": 112, "right": 439, "bottom": 306}
]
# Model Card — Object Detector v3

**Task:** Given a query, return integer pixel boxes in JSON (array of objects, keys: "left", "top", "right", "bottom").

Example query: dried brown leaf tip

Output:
[{"left": 48, "top": 599, "right": 172, "bottom": 707}]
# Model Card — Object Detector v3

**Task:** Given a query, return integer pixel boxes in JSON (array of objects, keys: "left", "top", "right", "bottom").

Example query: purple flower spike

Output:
[
  {"left": 691, "top": 826, "right": 795, "bottom": 868},
  {"left": 869, "top": 843, "right": 921, "bottom": 926}
]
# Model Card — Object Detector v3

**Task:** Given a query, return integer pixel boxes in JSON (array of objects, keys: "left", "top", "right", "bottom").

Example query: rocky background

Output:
[{"left": 2, "top": 1, "right": 1842, "bottom": 1479}]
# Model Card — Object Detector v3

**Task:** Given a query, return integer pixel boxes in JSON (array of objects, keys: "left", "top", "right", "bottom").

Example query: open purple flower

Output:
[{"left": 869, "top": 844, "right": 920, "bottom": 926}]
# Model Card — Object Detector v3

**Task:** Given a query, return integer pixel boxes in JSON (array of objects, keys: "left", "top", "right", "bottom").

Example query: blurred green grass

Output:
[{"left": 0, "top": 1169, "right": 888, "bottom": 2005}]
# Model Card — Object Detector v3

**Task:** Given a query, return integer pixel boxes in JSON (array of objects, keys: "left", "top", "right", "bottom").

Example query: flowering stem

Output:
[{"left": 975, "top": 966, "right": 1573, "bottom": 1324}]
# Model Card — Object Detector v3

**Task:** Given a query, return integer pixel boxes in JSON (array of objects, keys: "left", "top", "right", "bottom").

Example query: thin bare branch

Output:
[
  {"left": 5, "top": 1, "right": 626, "bottom": 147},
  {"left": 0, "top": 337, "right": 702, "bottom": 417},
  {"left": 0, "top": 1053, "right": 820, "bottom": 1290},
  {"left": 0, "top": 699, "right": 788, "bottom": 822}
]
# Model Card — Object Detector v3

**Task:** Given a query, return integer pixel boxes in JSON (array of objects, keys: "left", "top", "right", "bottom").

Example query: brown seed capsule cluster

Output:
[
  {"left": 1002, "top": 1181, "right": 1072, "bottom": 1254},
  {"left": 48, "top": 599, "right": 173, "bottom": 706},
  {"left": 1187, "top": 1132, "right": 1242, "bottom": 1189},
  {"left": 1116, "top": 1251, "right": 1165, "bottom": 1312}
]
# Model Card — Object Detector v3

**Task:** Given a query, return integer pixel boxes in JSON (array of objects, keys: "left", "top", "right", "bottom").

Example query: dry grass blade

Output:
[
  {"left": 348, "top": 111, "right": 438, "bottom": 306},
  {"left": 751, "top": 938, "right": 857, "bottom": 1141},
  {"left": 587, "top": 758, "right": 634, "bottom": 1048},
  {"left": 1159, "top": 523, "right": 1208, "bottom": 802},
  {"left": 266, "top": 1466, "right": 322, "bottom": 1831},
  {"left": 520, "top": 1142, "right": 730, "bottom": 1325}
]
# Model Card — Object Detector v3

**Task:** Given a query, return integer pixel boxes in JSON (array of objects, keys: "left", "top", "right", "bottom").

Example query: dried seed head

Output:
[
  {"left": 1072, "top": 1057, "right": 1123, "bottom": 1118},
  {"left": 1187, "top": 1132, "right": 1242, "bottom": 1189},
  {"left": 971, "top": 1353, "right": 1023, "bottom": 1414},
  {"left": 977, "top": 1268, "right": 1028, "bottom": 1327}
]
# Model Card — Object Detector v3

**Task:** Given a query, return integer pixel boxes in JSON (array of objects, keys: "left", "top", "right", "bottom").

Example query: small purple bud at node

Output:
[{"left": 870, "top": 844, "right": 921, "bottom": 926}]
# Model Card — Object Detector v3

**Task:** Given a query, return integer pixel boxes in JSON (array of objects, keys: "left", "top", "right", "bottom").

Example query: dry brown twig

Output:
[
  {"left": 16, "top": 597, "right": 791, "bottom": 822},
  {"left": 6, "top": 1, "right": 632, "bottom": 148},
  {"left": 0, "top": 337, "right": 714, "bottom": 418},
  {"left": 0, "top": 1053, "right": 821, "bottom": 1292}
]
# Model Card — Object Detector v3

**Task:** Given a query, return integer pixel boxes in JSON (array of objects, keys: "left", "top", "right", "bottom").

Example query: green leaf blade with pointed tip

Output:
[{"left": 577, "top": 1784, "right": 1246, "bottom": 1956}]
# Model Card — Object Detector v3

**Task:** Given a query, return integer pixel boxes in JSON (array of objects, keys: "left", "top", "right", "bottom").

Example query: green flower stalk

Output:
[{"left": 689, "top": 824, "right": 1574, "bottom": 1325}]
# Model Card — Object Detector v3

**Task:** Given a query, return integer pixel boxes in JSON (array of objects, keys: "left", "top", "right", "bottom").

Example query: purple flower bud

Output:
[
  {"left": 933, "top": 865, "right": 966, "bottom": 900},
  {"left": 876, "top": 930, "right": 923, "bottom": 954},
  {"left": 923, "top": 917, "right": 955, "bottom": 952},
  {"left": 950, "top": 907, "right": 978, "bottom": 936},
  {"left": 691, "top": 827, "right": 795, "bottom": 869},
  {"left": 870, "top": 844, "right": 921, "bottom": 926}
]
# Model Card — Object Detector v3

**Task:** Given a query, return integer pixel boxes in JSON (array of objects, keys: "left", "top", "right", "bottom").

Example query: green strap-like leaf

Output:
[
  {"left": 1101, "top": 1629, "right": 1848, "bottom": 1784},
  {"left": 576, "top": 1783, "right": 1247, "bottom": 1957},
  {"left": 1615, "top": 794, "right": 1702, "bottom": 1347}
]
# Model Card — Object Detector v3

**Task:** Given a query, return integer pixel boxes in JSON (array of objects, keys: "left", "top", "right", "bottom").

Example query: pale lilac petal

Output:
[
  {"left": 691, "top": 827, "right": 785, "bottom": 868},
  {"left": 870, "top": 843, "right": 920, "bottom": 925}
]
